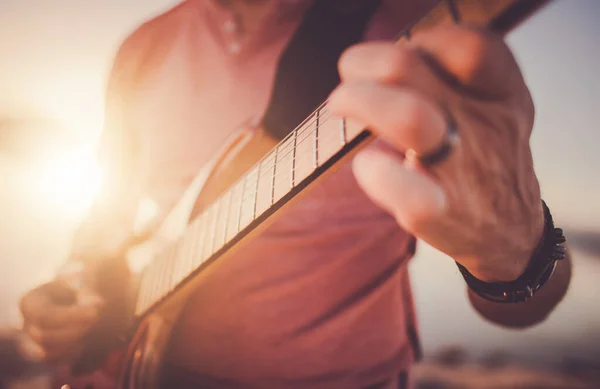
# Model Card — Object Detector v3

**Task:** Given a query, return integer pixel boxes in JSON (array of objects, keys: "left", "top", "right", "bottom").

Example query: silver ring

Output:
[{"left": 405, "top": 116, "right": 459, "bottom": 167}]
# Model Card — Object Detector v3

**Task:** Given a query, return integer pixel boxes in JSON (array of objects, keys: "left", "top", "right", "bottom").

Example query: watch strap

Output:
[{"left": 456, "top": 201, "right": 566, "bottom": 303}]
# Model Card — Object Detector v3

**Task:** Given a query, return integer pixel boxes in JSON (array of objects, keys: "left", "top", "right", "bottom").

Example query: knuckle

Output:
[
  {"left": 399, "top": 94, "right": 431, "bottom": 140},
  {"left": 398, "top": 213, "right": 425, "bottom": 234},
  {"left": 329, "top": 83, "right": 356, "bottom": 113},
  {"left": 338, "top": 44, "right": 359, "bottom": 77},
  {"left": 454, "top": 30, "right": 490, "bottom": 78},
  {"left": 398, "top": 205, "right": 436, "bottom": 234},
  {"left": 375, "top": 47, "right": 414, "bottom": 82}
]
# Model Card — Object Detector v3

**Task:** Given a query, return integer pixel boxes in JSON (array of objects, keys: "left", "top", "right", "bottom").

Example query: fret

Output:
[
  {"left": 141, "top": 260, "right": 157, "bottom": 311},
  {"left": 154, "top": 254, "right": 168, "bottom": 303},
  {"left": 202, "top": 204, "right": 218, "bottom": 262},
  {"left": 255, "top": 151, "right": 276, "bottom": 216},
  {"left": 171, "top": 237, "right": 185, "bottom": 288},
  {"left": 340, "top": 116, "right": 347, "bottom": 146},
  {"left": 270, "top": 145, "right": 278, "bottom": 205},
  {"left": 290, "top": 129, "right": 297, "bottom": 187},
  {"left": 176, "top": 227, "right": 196, "bottom": 287},
  {"left": 344, "top": 117, "right": 366, "bottom": 141},
  {"left": 136, "top": 269, "right": 150, "bottom": 314},
  {"left": 225, "top": 180, "right": 244, "bottom": 242},
  {"left": 236, "top": 176, "right": 246, "bottom": 233},
  {"left": 219, "top": 190, "right": 232, "bottom": 248},
  {"left": 186, "top": 225, "right": 199, "bottom": 276},
  {"left": 240, "top": 165, "right": 259, "bottom": 230},
  {"left": 163, "top": 245, "right": 177, "bottom": 294},
  {"left": 211, "top": 199, "right": 223, "bottom": 256},
  {"left": 195, "top": 214, "right": 207, "bottom": 266},
  {"left": 146, "top": 260, "right": 159, "bottom": 308},
  {"left": 273, "top": 134, "right": 294, "bottom": 204},
  {"left": 151, "top": 256, "right": 162, "bottom": 304},
  {"left": 313, "top": 108, "right": 319, "bottom": 168},
  {"left": 191, "top": 214, "right": 206, "bottom": 270},
  {"left": 253, "top": 160, "right": 261, "bottom": 219},
  {"left": 293, "top": 113, "right": 317, "bottom": 184},
  {"left": 212, "top": 195, "right": 228, "bottom": 254},
  {"left": 139, "top": 280, "right": 150, "bottom": 313},
  {"left": 172, "top": 241, "right": 185, "bottom": 288},
  {"left": 317, "top": 112, "right": 345, "bottom": 165},
  {"left": 177, "top": 223, "right": 198, "bottom": 285}
]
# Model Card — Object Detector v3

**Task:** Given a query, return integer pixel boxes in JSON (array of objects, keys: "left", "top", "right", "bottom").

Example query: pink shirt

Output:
[{"left": 72, "top": 1, "right": 437, "bottom": 388}]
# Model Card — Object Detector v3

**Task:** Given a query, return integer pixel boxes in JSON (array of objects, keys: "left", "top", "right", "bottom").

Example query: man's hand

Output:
[
  {"left": 20, "top": 281, "right": 103, "bottom": 363},
  {"left": 329, "top": 25, "right": 543, "bottom": 283}
]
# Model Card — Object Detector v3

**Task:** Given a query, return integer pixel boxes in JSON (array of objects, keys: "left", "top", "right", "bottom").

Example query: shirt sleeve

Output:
[{"left": 68, "top": 38, "right": 144, "bottom": 264}]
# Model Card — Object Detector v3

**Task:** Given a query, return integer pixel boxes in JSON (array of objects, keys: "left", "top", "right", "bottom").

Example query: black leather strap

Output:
[
  {"left": 261, "top": 0, "right": 381, "bottom": 140},
  {"left": 188, "top": 0, "right": 381, "bottom": 222},
  {"left": 457, "top": 201, "right": 567, "bottom": 303}
]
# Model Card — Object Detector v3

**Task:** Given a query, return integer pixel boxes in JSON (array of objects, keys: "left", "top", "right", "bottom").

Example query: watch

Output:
[{"left": 456, "top": 201, "right": 567, "bottom": 303}]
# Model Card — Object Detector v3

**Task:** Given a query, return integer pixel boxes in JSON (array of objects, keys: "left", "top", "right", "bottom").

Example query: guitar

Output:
[{"left": 52, "top": 1, "right": 552, "bottom": 388}]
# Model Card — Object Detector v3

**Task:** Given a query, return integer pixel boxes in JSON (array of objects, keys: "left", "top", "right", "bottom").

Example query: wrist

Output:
[
  {"left": 456, "top": 200, "right": 566, "bottom": 303},
  {"left": 464, "top": 258, "right": 530, "bottom": 283},
  {"left": 458, "top": 216, "right": 545, "bottom": 283}
]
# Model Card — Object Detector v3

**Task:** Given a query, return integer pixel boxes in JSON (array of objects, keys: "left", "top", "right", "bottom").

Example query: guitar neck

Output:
[{"left": 134, "top": 0, "right": 551, "bottom": 318}]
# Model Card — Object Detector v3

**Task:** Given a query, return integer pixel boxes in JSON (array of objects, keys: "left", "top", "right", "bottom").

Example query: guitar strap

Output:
[
  {"left": 186, "top": 0, "right": 423, "bottom": 376},
  {"left": 188, "top": 0, "right": 381, "bottom": 220},
  {"left": 261, "top": 0, "right": 381, "bottom": 139},
  {"left": 261, "top": 0, "right": 423, "bottom": 369}
]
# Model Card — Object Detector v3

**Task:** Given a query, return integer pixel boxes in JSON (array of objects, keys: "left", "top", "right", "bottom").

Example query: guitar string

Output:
[{"left": 199, "top": 107, "right": 336, "bottom": 208}]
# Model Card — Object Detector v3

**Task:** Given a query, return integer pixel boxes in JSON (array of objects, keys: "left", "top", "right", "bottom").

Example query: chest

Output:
[{"left": 126, "top": 2, "right": 417, "bottom": 169}]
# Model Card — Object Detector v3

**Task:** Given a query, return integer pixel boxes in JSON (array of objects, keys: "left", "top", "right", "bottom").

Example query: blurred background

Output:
[{"left": 0, "top": 0, "right": 599, "bottom": 388}]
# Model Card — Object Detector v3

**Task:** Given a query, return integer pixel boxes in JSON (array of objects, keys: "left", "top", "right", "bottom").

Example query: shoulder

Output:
[{"left": 108, "top": 1, "right": 198, "bottom": 86}]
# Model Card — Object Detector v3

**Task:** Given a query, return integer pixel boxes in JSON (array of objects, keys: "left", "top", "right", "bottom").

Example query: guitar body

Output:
[{"left": 54, "top": 1, "right": 550, "bottom": 388}]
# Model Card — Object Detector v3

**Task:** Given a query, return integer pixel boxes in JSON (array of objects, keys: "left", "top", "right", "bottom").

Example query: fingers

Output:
[
  {"left": 16, "top": 332, "right": 46, "bottom": 362},
  {"left": 20, "top": 283, "right": 103, "bottom": 362},
  {"left": 338, "top": 25, "right": 522, "bottom": 101},
  {"left": 406, "top": 25, "right": 521, "bottom": 99},
  {"left": 27, "top": 320, "right": 94, "bottom": 350},
  {"left": 21, "top": 290, "right": 102, "bottom": 330},
  {"left": 352, "top": 143, "right": 447, "bottom": 233},
  {"left": 338, "top": 41, "right": 453, "bottom": 102},
  {"left": 329, "top": 82, "right": 448, "bottom": 157}
]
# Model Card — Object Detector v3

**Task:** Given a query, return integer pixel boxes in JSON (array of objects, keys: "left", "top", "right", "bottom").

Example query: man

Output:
[{"left": 19, "top": 0, "right": 572, "bottom": 388}]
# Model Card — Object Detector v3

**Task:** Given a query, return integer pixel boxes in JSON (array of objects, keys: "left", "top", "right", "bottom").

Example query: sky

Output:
[{"left": 0, "top": 0, "right": 599, "bottom": 366}]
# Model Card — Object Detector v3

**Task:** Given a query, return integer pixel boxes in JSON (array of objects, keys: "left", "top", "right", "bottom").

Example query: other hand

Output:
[
  {"left": 20, "top": 280, "right": 103, "bottom": 363},
  {"left": 329, "top": 25, "right": 544, "bottom": 282}
]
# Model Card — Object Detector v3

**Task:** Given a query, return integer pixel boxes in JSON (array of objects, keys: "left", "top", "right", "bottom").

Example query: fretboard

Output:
[{"left": 134, "top": 0, "right": 550, "bottom": 317}]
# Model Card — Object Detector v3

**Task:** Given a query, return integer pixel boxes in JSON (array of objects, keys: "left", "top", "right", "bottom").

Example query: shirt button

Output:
[
  {"left": 227, "top": 41, "right": 241, "bottom": 55},
  {"left": 223, "top": 19, "right": 237, "bottom": 34}
]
